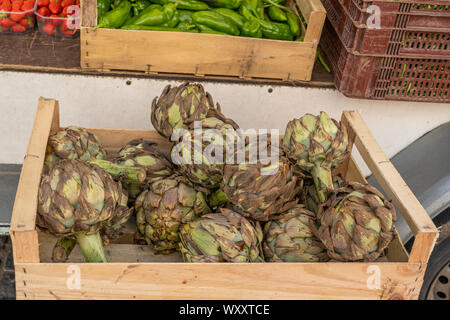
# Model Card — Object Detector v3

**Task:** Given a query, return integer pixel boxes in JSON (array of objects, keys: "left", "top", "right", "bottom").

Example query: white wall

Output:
[{"left": 1, "top": 71, "right": 449, "bottom": 176}]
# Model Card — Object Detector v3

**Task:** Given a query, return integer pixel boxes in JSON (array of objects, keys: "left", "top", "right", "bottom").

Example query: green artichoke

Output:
[
  {"left": 44, "top": 126, "right": 107, "bottom": 172},
  {"left": 114, "top": 139, "right": 174, "bottom": 198},
  {"left": 263, "top": 205, "right": 329, "bottom": 262},
  {"left": 135, "top": 176, "right": 210, "bottom": 253},
  {"left": 207, "top": 189, "right": 229, "bottom": 209},
  {"left": 151, "top": 82, "right": 238, "bottom": 139},
  {"left": 313, "top": 181, "right": 397, "bottom": 262},
  {"left": 37, "top": 159, "right": 132, "bottom": 262},
  {"left": 171, "top": 117, "right": 241, "bottom": 190},
  {"left": 221, "top": 147, "right": 301, "bottom": 221},
  {"left": 179, "top": 208, "right": 264, "bottom": 262},
  {"left": 282, "top": 112, "right": 350, "bottom": 203},
  {"left": 301, "top": 174, "right": 346, "bottom": 214}
]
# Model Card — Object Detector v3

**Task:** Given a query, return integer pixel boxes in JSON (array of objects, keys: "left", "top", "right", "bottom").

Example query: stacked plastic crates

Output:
[{"left": 320, "top": 0, "right": 449, "bottom": 102}]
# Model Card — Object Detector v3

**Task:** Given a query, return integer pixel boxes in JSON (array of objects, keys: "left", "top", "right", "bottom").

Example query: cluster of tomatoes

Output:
[
  {"left": 0, "top": 0, "right": 36, "bottom": 33},
  {"left": 36, "top": 0, "right": 80, "bottom": 36}
]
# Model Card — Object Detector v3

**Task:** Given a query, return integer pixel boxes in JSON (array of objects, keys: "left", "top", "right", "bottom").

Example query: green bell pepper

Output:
[
  {"left": 132, "top": 0, "right": 151, "bottom": 16},
  {"left": 97, "top": 0, "right": 112, "bottom": 18},
  {"left": 196, "top": 24, "right": 229, "bottom": 35},
  {"left": 268, "top": 6, "right": 287, "bottom": 22},
  {"left": 203, "top": 0, "right": 242, "bottom": 9},
  {"left": 241, "top": 19, "right": 262, "bottom": 38},
  {"left": 125, "top": 3, "right": 175, "bottom": 26},
  {"left": 192, "top": 10, "right": 240, "bottom": 35},
  {"left": 286, "top": 11, "right": 300, "bottom": 36},
  {"left": 213, "top": 8, "right": 245, "bottom": 29},
  {"left": 241, "top": 0, "right": 264, "bottom": 20},
  {"left": 176, "top": 21, "right": 198, "bottom": 31},
  {"left": 160, "top": 9, "right": 179, "bottom": 27},
  {"left": 150, "top": 0, "right": 209, "bottom": 11},
  {"left": 178, "top": 10, "right": 194, "bottom": 23},
  {"left": 97, "top": 1, "right": 132, "bottom": 29},
  {"left": 121, "top": 25, "right": 189, "bottom": 32},
  {"left": 259, "top": 19, "right": 293, "bottom": 40}
]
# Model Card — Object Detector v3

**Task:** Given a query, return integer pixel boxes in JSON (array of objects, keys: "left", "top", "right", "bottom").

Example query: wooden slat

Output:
[
  {"left": 81, "top": 28, "right": 316, "bottom": 81},
  {"left": 38, "top": 232, "right": 181, "bottom": 263},
  {"left": 303, "top": 4, "right": 326, "bottom": 44},
  {"left": 80, "top": 0, "right": 97, "bottom": 28},
  {"left": 11, "top": 230, "right": 40, "bottom": 263},
  {"left": 10, "top": 97, "right": 57, "bottom": 232},
  {"left": 342, "top": 111, "right": 438, "bottom": 263},
  {"left": 16, "top": 262, "right": 424, "bottom": 300}
]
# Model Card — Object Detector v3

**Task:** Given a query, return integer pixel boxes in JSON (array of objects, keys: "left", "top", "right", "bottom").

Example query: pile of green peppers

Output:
[{"left": 96, "top": 0, "right": 304, "bottom": 41}]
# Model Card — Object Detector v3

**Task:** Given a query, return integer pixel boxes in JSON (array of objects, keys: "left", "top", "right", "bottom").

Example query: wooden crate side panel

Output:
[
  {"left": 15, "top": 262, "right": 424, "bottom": 300},
  {"left": 81, "top": 28, "right": 316, "bottom": 81},
  {"left": 342, "top": 111, "right": 438, "bottom": 263},
  {"left": 11, "top": 230, "right": 40, "bottom": 263},
  {"left": 10, "top": 98, "right": 58, "bottom": 232}
]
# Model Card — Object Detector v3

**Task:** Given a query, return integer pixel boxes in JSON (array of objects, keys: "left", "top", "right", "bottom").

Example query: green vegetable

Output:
[
  {"left": 213, "top": 8, "right": 245, "bottom": 29},
  {"left": 121, "top": 25, "right": 191, "bottom": 31},
  {"left": 178, "top": 10, "right": 194, "bottom": 23},
  {"left": 125, "top": 3, "right": 176, "bottom": 26},
  {"left": 150, "top": 0, "right": 209, "bottom": 10},
  {"left": 132, "top": 0, "right": 151, "bottom": 16},
  {"left": 97, "top": 0, "right": 112, "bottom": 18},
  {"left": 160, "top": 9, "right": 179, "bottom": 27},
  {"left": 197, "top": 24, "right": 229, "bottom": 35},
  {"left": 124, "top": 4, "right": 161, "bottom": 24},
  {"left": 259, "top": 19, "right": 293, "bottom": 40},
  {"left": 97, "top": 1, "right": 132, "bottom": 29},
  {"left": 241, "top": 0, "right": 264, "bottom": 20},
  {"left": 239, "top": 4, "right": 256, "bottom": 21},
  {"left": 286, "top": 11, "right": 300, "bottom": 36},
  {"left": 268, "top": 6, "right": 287, "bottom": 22},
  {"left": 203, "top": 0, "right": 242, "bottom": 9},
  {"left": 192, "top": 11, "right": 240, "bottom": 35},
  {"left": 177, "top": 21, "right": 198, "bottom": 32},
  {"left": 241, "top": 19, "right": 262, "bottom": 38}
]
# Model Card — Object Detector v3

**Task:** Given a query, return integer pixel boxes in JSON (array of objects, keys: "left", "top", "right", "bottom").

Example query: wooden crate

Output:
[
  {"left": 11, "top": 97, "right": 438, "bottom": 300},
  {"left": 80, "top": 0, "right": 326, "bottom": 82}
]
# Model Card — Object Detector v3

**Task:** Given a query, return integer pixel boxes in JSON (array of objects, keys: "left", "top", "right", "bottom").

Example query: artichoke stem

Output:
[
  {"left": 52, "top": 236, "right": 77, "bottom": 262},
  {"left": 311, "top": 165, "right": 334, "bottom": 203},
  {"left": 75, "top": 232, "right": 108, "bottom": 263},
  {"left": 88, "top": 159, "right": 146, "bottom": 185}
]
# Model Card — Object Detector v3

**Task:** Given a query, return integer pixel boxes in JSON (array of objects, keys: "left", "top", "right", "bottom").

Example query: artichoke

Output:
[
  {"left": 179, "top": 208, "right": 264, "bottom": 262},
  {"left": 151, "top": 82, "right": 238, "bottom": 139},
  {"left": 135, "top": 176, "right": 210, "bottom": 253},
  {"left": 44, "top": 126, "right": 107, "bottom": 172},
  {"left": 171, "top": 117, "right": 241, "bottom": 190},
  {"left": 221, "top": 146, "right": 301, "bottom": 221},
  {"left": 312, "top": 181, "right": 397, "bottom": 262},
  {"left": 263, "top": 205, "right": 329, "bottom": 262},
  {"left": 301, "top": 174, "right": 347, "bottom": 214},
  {"left": 114, "top": 139, "right": 174, "bottom": 198},
  {"left": 282, "top": 112, "right": 350, "bottom": 203},
  {"left": 37, "top": 159, "right": 132, "bottom": 262}
]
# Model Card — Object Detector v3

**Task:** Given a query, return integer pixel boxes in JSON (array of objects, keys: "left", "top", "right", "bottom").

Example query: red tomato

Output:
[
  {"left": 37, "top": 0, "right": 49, "bottom": 6},
  {"left": 42, "top": 21, "right": 54, "bottom": 34},
  {"left": 12, "top": 23, "right": 26, "bottom": 32},
  {"left": 61, "top": 0, "right": 74, "bottom": 7},
  {"left": 61, "top": 20, "right": 75, "bottom": 35},
  {"left": 48, "top": 1, "right": 61, "bottom": 14},
  {"left": 49, "top": 13, "right": 62, "bottom": 26}
]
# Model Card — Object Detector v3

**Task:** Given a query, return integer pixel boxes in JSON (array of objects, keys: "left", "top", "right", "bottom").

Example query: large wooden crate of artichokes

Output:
[
  {"left": 80, "top": 0, "right": 325, "bottom": 82},
  {"left": 10, "top": 97, "right": 438, "bottom": 300}
]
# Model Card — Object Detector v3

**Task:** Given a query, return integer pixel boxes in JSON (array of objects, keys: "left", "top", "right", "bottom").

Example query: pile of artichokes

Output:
[{"left": 38, "top": 82, "right": 397, "bottom": 264}]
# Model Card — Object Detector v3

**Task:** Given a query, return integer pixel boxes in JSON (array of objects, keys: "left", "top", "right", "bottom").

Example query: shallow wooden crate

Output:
[
  {"left": 11, "top": 97, "right": 438, "bottom": 300},
  {"left": 80, "top": 0, "right": 326, "bottom": 82}
]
